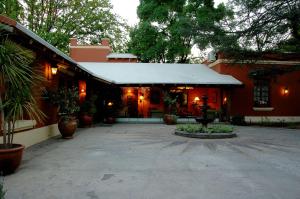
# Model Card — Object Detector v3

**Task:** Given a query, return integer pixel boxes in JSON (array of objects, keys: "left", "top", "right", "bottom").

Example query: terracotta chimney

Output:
[
  {"left": 101, "top": 38, "right": 110, "bottom": 46},
  {"left": 70, "top": 38, "right": 77, "bottom": 46}
]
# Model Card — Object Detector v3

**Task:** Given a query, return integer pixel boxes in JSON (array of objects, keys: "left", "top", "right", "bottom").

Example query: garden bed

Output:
[{"left": 175, "top": 124, "right": 237, "bottom": 139}]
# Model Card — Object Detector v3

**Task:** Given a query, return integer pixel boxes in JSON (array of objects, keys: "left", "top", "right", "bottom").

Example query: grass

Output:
[{"left": 176, "top": 124, "right": 234, "bottom": 134}]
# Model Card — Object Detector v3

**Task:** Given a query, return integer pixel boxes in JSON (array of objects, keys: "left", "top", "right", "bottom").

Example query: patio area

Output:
[{"left": 4, "top": 124, "right": 300, "bottom": 199}]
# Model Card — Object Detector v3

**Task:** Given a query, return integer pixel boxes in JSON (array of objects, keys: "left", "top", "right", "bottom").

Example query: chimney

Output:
[
  {"left": 70, "top": 38, "right": 77, "bottom": 46},
  {"left": 101, "top": 38, "right": 110, "bottom": 46}
]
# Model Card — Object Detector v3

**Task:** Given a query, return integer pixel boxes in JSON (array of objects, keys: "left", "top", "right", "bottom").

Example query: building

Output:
[
  {"left": 69, "top": 38, "right": 242, "bottom": 121},
  {"left": 209, "top": 52, "right": 300, "bottom": 123},
  {"left": 1, "top": 15, "right": 300, "bottom": 148}
]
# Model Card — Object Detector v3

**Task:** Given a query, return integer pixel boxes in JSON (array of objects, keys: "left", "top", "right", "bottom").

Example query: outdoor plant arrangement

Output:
[
  {"left": 80, "top": 95, "right": 97, "bottom": 127},
  {"left": 175, "top": 124, "right": 236, "bottom": 139},
  {"left": 46, "top": 87, "right": 80, "bottom": 138},
  {"left": 163, "top": 92, "right": 178, "bottom": 125},
  {"left": 0, "top": 29, "right": 45, "bottom": 174}
]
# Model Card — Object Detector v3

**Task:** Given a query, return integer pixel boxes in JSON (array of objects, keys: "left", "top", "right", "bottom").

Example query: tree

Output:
[
  {"left": 0, "top": 0, "right": 129, "bottom": 53},
  {"left": 0, "top": 25, "right": 45, "bottom": 147},
  {"left": 217, "top": 0, "right": 300, "bottom": 53},
  {"left": 128, "top": 0, "right": 231, "bottom": 63}
]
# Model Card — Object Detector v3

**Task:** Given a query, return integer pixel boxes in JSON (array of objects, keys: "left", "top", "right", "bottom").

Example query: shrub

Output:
[{"left": 176, "top": 124, "right": 234, "bottom": 134}]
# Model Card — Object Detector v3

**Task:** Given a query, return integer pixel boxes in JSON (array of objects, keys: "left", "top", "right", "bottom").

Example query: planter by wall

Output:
[
  {"left": 163, "top": 114, "right": 177, "bottom": 125},
  {"left": 58, "top": 116, "right": 77, "bottom": 139},
  {"left": 81, "top": 114, "right": 93, "bottom": 127},
  {"left": 0, "top": 144, "right": 25, "bottom": 175}
]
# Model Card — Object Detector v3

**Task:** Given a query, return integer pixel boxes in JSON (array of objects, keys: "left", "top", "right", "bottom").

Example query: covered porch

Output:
[
  {"left": 78, "top": 62, "right": 242, "bottom": 121},
  {"left": 117, "top": 86, "right": 226, "bottom": 119}
]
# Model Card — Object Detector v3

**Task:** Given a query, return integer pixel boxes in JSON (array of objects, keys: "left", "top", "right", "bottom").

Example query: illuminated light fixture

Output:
[
  {"left": 139, "top": 95, "right": 144, "bottom": 102},
  {"left": 223, "top": 97, "right": 227, "bottom": 104},
  {"left": 107, "top": 101, "right": 113, "bottom": 106},
  {"left": 283, "top": 87, "right": 289, "bottom": 95},
  {"left": 194, "top": 96, "right": 200, "bottom": 102},
  {"left": 81, "top": 88, "right": 85, "bottom": 93},
  {"left": 127, "top": 89, "right": 132, "bottom": 93},
  {"left": 51, "top": 65, "right": 58, "bottom": 75}
]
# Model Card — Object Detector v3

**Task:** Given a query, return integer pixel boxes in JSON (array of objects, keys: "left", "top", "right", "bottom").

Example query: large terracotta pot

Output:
[
  {"left": 163, "top": 114, "right": 178, "bottom": 125},
  {"left": 0, "top": 144, "right": 25, "bottom": 175},
  {"left": 104, "top": 117, "right": 115, "bottom": 124},
  {"left": 81, "top": 114, "right": 93, "bottom": 127},
  {"left": 58, "top": 116, "right": 77, "bottom": 139}
]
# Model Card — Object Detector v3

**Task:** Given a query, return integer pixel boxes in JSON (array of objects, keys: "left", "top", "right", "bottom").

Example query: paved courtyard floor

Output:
[{"left": 4, "top": 124, "right": 300, "bottom": 199}]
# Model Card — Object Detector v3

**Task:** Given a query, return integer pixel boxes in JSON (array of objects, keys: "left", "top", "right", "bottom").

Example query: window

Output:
[{"left": 253, "top": 79, "right": 270, "bottom": 107}]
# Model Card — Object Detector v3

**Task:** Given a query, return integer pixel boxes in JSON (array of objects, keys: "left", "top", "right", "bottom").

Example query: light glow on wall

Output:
[
  {"left": 194, "top": 96, "right": 200, "bottom": 102},
  {"left": 283, "top": 87, "right": 289, "bottom": 95},
  {"left": 79, "top": 80, "right": 87, "bottom": 102},
  {"left": 223, "top": 97, "right": 227, "bottom": 104}
]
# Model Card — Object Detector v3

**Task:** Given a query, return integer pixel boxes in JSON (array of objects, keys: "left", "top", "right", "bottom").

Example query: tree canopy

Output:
[
  {"left": 0, "top": 0, "right": 129, "bottom": 53},
  {"left": 128, "top": 0, "right": 232, "bottom": 63},
  {"left": 220, "top": 0, "right": 300, "bottom": 53}
]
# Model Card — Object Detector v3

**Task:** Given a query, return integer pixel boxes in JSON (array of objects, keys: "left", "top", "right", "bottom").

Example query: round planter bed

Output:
[{"left": 174, "top": 130, "right": 237, "bottom": 139}]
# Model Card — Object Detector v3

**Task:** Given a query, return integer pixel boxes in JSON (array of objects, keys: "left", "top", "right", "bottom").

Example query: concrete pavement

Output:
[{"left": 4, "top": 124, "right": 300, "bottom": 199}]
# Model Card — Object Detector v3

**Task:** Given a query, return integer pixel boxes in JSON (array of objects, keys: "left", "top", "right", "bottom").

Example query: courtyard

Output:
[{"left": 3, "top": 124, "right": 300, "bottom": 199}]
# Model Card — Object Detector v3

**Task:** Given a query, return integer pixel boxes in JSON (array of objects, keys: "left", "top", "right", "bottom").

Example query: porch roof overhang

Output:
[
  {"left": 78, "top": 62, "right": 243, "bottom": 86},
  {"left": 0, "top": 15, "right": 111, "bottom": 84}
]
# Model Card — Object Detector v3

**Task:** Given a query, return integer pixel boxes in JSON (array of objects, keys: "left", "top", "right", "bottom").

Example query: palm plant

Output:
[{"left": 0, "top": 26, "right": 45, "bottom": 148}]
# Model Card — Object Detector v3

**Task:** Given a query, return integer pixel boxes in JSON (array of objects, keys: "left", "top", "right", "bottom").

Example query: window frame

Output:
[{"left": 253, "top": 79, "right": 271, "bottom": 107}]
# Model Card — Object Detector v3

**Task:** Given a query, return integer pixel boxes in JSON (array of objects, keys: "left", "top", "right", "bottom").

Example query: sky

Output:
[{"left": 110, "top": 0, "right": 228, "bottom": 26}]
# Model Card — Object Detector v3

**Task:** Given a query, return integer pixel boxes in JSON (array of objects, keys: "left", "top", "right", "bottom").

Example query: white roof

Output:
[
  {"left": 78, "top": 62, "right": 242, "bottom": 85},
  {"left": 107, "top": 53, "right": 137, "bottom": 59}
]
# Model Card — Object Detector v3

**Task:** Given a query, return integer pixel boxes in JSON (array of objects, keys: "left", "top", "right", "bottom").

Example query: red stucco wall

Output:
[{"left": 212, "top": 63, "right": 300, "bottom": 116}]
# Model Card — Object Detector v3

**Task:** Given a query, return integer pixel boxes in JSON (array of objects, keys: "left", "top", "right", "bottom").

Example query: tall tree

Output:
[
  {"left": 217, "top": 0, "right": 300, "bottom": 53},
  {"left": 0, "top": 0, "right": 129, "bottom": 53},
  {"left": 128, "top": 0, "right": 231, "bottom": 63}
]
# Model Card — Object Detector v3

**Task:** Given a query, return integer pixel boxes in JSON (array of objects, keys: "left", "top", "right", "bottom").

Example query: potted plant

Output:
[
  {"left": 46, "top": 87, "right": 80, "bottom": 138},
  {"left": 0, "top": 34, "right": 45, "bottom": 174},
  {"left": 80, "top": 95, "right": 97, "bottom": 127},
  {"left": 163, "top": 92, "right": 178, "bottom": 125}
]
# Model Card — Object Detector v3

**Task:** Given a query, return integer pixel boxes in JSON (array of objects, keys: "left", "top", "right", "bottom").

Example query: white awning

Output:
[{"left": 78, "top": 62, "right": 242, "bottom": 85}]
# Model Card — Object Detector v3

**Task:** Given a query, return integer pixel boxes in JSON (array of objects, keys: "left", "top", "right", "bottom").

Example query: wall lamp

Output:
[
  {"left": 283, "top": 87, "right": 289, "bottom": 95},
  {"left": 51, "top": 65, "right": 58, "bottom": 75},
  {"left": 139, "top": 95, "right": 144, "bottom": 102}
]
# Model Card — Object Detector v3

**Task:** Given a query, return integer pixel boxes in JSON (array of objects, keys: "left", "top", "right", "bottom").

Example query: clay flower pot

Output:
[
  {"left": 163, "top": 114, "right": 178, "bottom": 125},
  {"left": 104, "top": 117, "right": 115, "bottom": 124},
  {"left": 58, "top": 116, "right": 78, "bottom": 139},
  {"left": 81, "top": 114, "right": 93, "bottom": 127},
  {"left": 0, "top": 144, "right": 25, "bottom": 175}
]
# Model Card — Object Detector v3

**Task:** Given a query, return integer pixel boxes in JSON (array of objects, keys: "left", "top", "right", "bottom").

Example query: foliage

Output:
[
  {"left": 0, "top": 0, "right": 130, "bottom": 53},
  {"left": 176, "top": 124, "right": 234, "bottom": 134},
  {"left": 217, "top": 0, "right": 300, "bottom": 53},
  {"left": 80, "top": 95, "right": 97, "bottom": 116},
  {"left": 163, "top": 92, "right": 178, "bottom": 115},
  {"left": 128, "top": 0, "right": 232, "bottom": 63},
  {"left": 0, "top": 28, "right": 45, "bottom": 147},
  {"left": 45, "top": 87, "right": 80, "bottom": 116}
]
